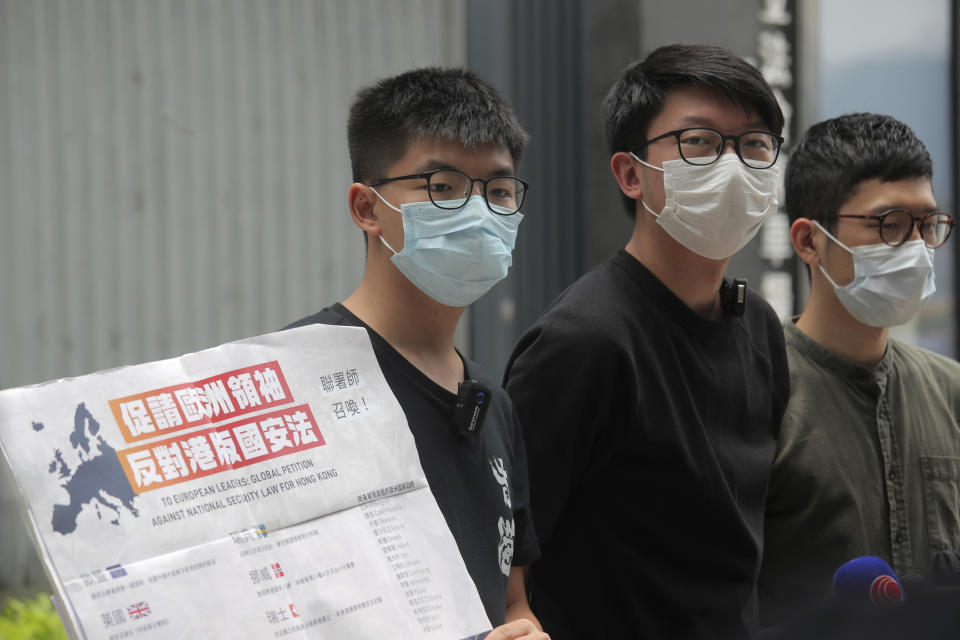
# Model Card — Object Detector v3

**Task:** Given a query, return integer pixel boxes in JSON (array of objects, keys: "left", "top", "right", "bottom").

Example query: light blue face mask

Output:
[{"left": 370, "top": 191, "right": 523, "bottom": 307}]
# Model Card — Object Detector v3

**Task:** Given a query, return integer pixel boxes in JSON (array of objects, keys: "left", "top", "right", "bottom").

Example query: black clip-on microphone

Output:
[
  {"left": 720, "top": 277, "right": 747, "bottom": 317},
  {"left": 454, "top": 380, "right": 491, "bottom": 437}
]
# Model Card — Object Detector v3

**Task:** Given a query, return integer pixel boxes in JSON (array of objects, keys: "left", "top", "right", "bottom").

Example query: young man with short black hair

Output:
[
  {"left": 286, "top": 67, "right": 546, "bottom": 639},
  {"left": 504, "top": 44, "right": 789, "bottom": 639},
  {"left": 758, "top": 113, "right": 960, "bottom": 627}
]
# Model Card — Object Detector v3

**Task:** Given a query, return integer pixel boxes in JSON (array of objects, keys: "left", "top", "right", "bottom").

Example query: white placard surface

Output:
[{"left": 0, "top": 325, "right": 491, "bottom": 639}]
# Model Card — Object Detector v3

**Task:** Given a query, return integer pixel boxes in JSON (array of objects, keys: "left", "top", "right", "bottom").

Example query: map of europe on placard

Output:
[{"left": 35, "top": 402, "right": 140, "bottom": 534}]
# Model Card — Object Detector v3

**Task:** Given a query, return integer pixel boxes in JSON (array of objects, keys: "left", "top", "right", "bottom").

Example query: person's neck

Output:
[
  {"left": 342, "top": 259, "right": 465, "bottom": 393},
  {"left": 624, "top": 217, "right": 726, "bottom": 320},
  {"left": 795, "top": 288, "right": 889, "bottom": 369}
]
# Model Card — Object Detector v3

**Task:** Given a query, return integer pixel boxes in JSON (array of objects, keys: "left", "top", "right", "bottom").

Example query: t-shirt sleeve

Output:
[
  {"left": 765, "top": 307, "right": 790, "bottom": 433},
  {"left": 503, "top": 317, "right": 630, "bottom": 546},
  {"left": 506, "top": 403, "right": 540, "bottom": 567}
]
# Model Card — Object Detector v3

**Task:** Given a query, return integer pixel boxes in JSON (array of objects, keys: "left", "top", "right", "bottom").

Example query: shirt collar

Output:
[{"left": 784, "top": 317, "right": 892, "bottom": 383}]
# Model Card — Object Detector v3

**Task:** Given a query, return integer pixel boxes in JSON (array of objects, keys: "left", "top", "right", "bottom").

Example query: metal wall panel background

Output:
[
  {"left": 466, "top": 0, "right": 585, "bottom": 376},
  {"left": 0, "top": 0, "right": 464, "bottom": 592}
]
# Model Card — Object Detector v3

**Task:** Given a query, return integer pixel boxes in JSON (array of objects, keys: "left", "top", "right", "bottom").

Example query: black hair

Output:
[
  {"left": 603, "top": 44, "right": 784, "bottom": 217},
  {"left": 347, "top": 67, "right": 529, "bottom": 185},
  {"left": 785, "top": 113, "right": 933, "bottom": 231}
]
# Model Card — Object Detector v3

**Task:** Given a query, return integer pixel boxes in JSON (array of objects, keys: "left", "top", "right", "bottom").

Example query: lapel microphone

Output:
[
  {"left": 720, "top": 277, "right": 748, "bottom": 317},
  {"left": 454, "top": 380, "right": 491, "bottom": 437}
]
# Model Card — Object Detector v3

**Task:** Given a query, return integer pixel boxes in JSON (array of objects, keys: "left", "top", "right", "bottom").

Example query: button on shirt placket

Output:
[{"left": 875, "top": 374, "right": 911, "bottom": 574}]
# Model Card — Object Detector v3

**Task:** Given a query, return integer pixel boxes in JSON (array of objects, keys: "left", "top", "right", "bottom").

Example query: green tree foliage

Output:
[{"left": 0, "top": 593, "right": 68, "bottom": 640}]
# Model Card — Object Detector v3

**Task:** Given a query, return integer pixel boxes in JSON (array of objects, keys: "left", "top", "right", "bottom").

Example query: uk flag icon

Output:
[{"left": 127, "top": 602, "right": 151, "bottom": 620}]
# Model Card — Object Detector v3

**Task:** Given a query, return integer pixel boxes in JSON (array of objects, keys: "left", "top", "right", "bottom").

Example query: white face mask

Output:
[
  {"left": 631, "top": 153, "right": 780, "bottom": 260},
  {"left": 813, "top": 221, "right": 936, "bottom": 327}
]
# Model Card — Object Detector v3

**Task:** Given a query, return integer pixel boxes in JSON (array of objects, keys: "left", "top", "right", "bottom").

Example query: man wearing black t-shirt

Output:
[
  {"left": 285, "top": 68, "right": 546, "bottom": 640},
  {"left": 504, "top": 45, "right": 789, "bottom": 639}
]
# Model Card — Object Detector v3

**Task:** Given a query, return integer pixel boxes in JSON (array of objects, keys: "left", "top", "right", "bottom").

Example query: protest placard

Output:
[{"left": 0, "top": 324, "right": 491, "bottom": 639}]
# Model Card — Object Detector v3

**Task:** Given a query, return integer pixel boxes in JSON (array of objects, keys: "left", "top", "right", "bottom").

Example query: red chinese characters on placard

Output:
[
  {"left": 109, "top": 362, "right": 292, "bottom": 443},
  {"left": 118, "top": 404, "right": 325, "bottom": 494}
]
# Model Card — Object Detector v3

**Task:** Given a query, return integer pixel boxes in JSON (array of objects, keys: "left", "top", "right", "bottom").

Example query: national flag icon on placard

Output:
[
  {"left": 127, "top": 602, "right": 151, "bottom": 620},
  {"left": 255, "top": 523, "right": 268, "bottom": 539},
  {"left": 107, "top": 564, "right": 127, "bottom": 579},
  {"left": 289, "top": 603, "right": 299, "bottom": 618},
  {"left": 272, "top": 563, "right": 284, "bottom": 578}
]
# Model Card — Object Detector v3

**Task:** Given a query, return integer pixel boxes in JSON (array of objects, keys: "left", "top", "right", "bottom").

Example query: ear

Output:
[
  {"left": 610, "top": 151, "right": 644, "bottom": 201},
  {"left": 790, "top": 218, "right": 822, "bottom": 266},
  {"left": 348, "top": 183, "right": 381, "bottom": 236}
]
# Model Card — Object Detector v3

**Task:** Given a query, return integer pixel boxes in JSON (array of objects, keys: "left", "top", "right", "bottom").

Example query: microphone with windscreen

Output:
[
  {"left": 769, "top": 557, "right": 959, "bottom": 640},
  {"left": 832, "top": 556, "right": 905, "bottom": 607}
]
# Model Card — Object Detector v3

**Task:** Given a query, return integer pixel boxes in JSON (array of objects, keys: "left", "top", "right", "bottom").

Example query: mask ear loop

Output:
[
  {"left": 369, "top": 186, "right": 402, "bottom": 213},
  {"left": 811, "top": 220, "right": 854, "bottom": 253},
  {"left": 368, "top": 186, "right": 403, "bottom": 254},
  {"left": 811, "top": 220, "right": 853, "bottom": 288},
  {"left": 629, "top": 151, "right": 664, "bottom": 173},
  {"left": 379, "top": 235, "right": 399, "bottom": 255},
  {"left": 629, "top": 151, "right": 664, "bottom": 218}
]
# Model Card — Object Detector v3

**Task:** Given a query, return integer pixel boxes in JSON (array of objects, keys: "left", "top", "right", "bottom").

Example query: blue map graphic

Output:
[{"left": 35, "top": 402, "right": 139, "bottom": 534}]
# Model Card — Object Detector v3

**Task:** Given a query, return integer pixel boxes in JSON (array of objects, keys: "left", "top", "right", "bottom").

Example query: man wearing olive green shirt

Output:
[{"left": 758, "top": 113, "right": 960, "bottom": 628}]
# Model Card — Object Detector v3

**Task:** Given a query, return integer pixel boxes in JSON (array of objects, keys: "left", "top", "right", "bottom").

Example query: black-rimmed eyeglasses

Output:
[
  {"left": 632, "top": 127, "right": 783, "bottom": 169},
  {"left": 837, "top": 210, "right": 955, "bottom": 249},
  {"left": 370, "top": 170, "right": 529, "bottom": 215}
]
